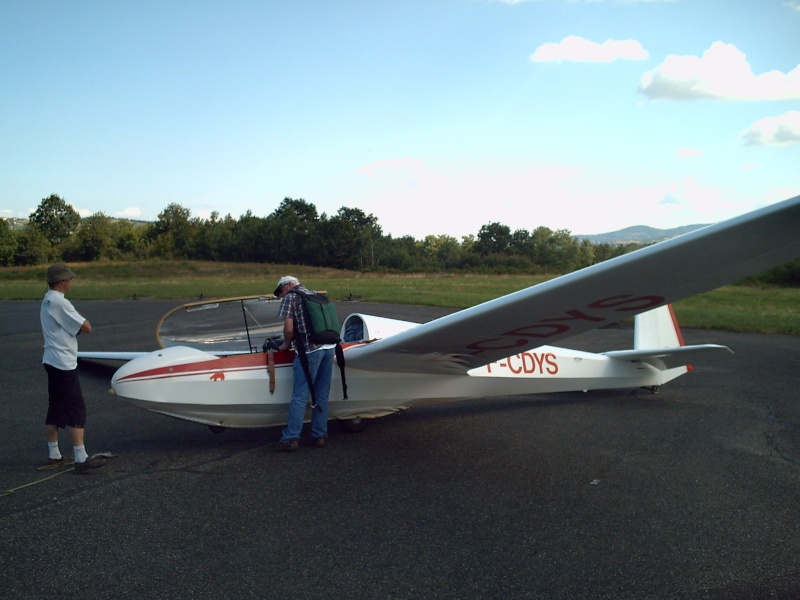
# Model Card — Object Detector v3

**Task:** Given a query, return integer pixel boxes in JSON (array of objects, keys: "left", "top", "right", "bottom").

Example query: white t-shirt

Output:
[{"left": 41, "top": 289, "right": 85, "bottom": 370}]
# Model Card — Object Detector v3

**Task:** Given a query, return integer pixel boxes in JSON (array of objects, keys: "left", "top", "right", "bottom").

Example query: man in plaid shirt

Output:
[{"left": 275, "top": 276, "right": 335, "bottom": 451}]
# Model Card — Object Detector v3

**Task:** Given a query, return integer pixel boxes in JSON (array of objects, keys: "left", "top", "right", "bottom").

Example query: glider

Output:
[{"left": 79, "top": 195, "right": 800, "bottom": 432}]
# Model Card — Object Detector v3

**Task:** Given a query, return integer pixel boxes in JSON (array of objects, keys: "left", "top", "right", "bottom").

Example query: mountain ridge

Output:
[{"left": 574, "top": 223, "right": 709, "bottom": 245}]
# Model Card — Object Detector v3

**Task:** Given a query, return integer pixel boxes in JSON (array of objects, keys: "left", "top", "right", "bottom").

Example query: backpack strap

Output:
[
  {"left": 267, "top": 349, "right": 276, "bottom": 394},
  {"left": 294, "top": 342, "right": 321, "bottom": 412},
  {"left": 335, "top": 343, "right": 348, "bottom": 400}
]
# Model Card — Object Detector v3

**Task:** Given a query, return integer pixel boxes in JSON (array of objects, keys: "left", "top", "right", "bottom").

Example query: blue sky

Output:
[{"left": 2, "top": 0, "right": 798, "bottom": 238}]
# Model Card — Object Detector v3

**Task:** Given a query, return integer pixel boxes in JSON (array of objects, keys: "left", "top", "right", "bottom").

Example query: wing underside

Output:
[{"left": 344, "top": 195, "right": 800, "bottom": 374}]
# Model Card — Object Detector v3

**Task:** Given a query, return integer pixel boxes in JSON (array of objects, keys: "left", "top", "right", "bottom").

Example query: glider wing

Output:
[{"left": 344, "top": 195, "right": 800, "bottom": 374}]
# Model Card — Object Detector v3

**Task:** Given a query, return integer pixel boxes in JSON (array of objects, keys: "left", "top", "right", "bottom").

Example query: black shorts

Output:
[{"left": 44, "top": 364, "right": 87, "bottom": 429}]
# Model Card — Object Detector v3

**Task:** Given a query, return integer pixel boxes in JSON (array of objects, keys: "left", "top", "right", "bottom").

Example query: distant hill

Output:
[
  {"left": 4, "top": 214, "right": 709, "bottom": 245},
  {"left": 574, "top": 224, "right": 709, "bottom": 245},
  {"left": 1, "top": 216, "right": 149, "bottom": 231},
  {"left": 2, "top": 217, "right": 29, "bottom": 231}
]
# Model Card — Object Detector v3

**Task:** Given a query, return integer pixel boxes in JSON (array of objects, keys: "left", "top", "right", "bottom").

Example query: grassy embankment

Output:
[{"left": 1, "top": 260, "right": 797, "bottom": 335}]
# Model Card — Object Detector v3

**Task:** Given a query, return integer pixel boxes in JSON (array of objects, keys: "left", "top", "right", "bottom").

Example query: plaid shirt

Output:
[{"left": 278, "top": 285, "right": 324, "bottom": 352}]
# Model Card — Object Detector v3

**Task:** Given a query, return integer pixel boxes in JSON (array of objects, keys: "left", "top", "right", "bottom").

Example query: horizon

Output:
[
  {"left": 2, "top": 206, "right": 711, "bottom": 241},
  {"left": 2, "top": 1, "right": 798, "bottom": 237}
]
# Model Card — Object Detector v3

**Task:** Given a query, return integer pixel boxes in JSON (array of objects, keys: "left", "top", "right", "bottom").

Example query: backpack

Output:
[
  {"left": 287, "top": 289, "right": 341, "bottom": 345},
  {"left": 285, "top": 289, "right": 348, "bottom": 405}
]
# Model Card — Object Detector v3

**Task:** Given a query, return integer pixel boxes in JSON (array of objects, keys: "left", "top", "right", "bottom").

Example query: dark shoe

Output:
[
  {"left": 73, "top": 457, "right": 107, "bottom": 474},
  {"left": 312, "top": 436, "right": 328, "bottom": 448},
  {"left": 48, "top": 456, "right": 67, "bottom": 465},
  {"left": 277, "top": 439, "right": 299, "bottom": 452}
]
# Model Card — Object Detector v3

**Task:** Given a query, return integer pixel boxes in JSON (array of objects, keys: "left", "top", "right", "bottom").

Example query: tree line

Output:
[{"left": 1, "top": 194, "right": 797, "bottom": 284}]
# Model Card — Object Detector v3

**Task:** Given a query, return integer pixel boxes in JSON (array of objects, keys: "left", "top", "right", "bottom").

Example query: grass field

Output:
[{"left": 2, "top": 260, "right": 797, "bottom": 335}]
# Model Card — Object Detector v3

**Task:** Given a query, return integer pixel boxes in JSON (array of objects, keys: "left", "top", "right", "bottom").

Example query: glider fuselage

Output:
[{"left": 109, "top": 340, "right": 684, "bottom": 429}]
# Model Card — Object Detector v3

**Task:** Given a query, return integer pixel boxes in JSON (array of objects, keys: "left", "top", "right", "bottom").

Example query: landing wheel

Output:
[
  {"left": 208, "top": 425, "right": 227, "bottom": 434},
  {"left": 340, "top": 417, "right": 367, "bottom": 433},
  {"left": 649, "top": 386, "right": 660, "bottom": 395}
]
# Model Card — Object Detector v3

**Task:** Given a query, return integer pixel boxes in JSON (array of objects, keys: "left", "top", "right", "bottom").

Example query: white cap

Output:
[{"left": 274, "top": 276, "right": 299, "bottom": 296}]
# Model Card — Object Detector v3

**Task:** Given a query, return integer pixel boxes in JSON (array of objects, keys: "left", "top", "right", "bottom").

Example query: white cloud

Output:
[
  {"left": 347, "top": 158, "right": 769, "bottom": 236},
  {"left": 677, "top": 147, "right": 703, "bottom": 157},
  {"left": 659, "top": 194, "right": 684, "bottom": 207},
  {"left": 115, "top": 207, "right": 143, "bottom": 218},
  {"left": 640, "top": 42, "right": 800, "bottom": 101},
  {"left": 741, "top": 111, "right": 800, "bottom": 147},
  {"left": 651, "top": 178, "right": 731, "bottom": 224},
  {"left": 530, "top": 36, "right": 648, "bottom": 63},
  {"left": 352, "top": 157, "right": 586, "bottom": 237},
  {"left": 784, "top": 1, "right": 800, "bottom": 11}
]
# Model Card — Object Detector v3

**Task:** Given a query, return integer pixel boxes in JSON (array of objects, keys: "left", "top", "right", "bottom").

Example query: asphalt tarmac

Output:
[{"left": 1, "top": 299, "right": 799, "bottom": 600}]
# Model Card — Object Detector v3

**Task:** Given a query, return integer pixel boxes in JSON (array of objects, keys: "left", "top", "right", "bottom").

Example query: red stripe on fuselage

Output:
[
  {"left": 116, "top": 351, "right": 290, "bottom": 382},
  {"left": 117, "top": 341, "right": 368, "bottom": 383}
]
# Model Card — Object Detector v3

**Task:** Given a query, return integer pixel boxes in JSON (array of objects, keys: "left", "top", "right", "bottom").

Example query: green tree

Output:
[
  {"left": 530, "top": 226, "right": 555, "bottom": 269},
  {"left": 193, "top": 211, "right": 236, "bottom": 261},
  {"left": 69, "top": 212, "right": 115, "bottom": 261},
  {"left": 578, "top": 239, "right": 596, "bottom": 269},
  {"left": 755, "top": 258, "right": 800, "bottom": 286},
  {"left": 0, "top": 219, "right": 17, "bottom": 266},
  {"left": 460, "top": 235, "right": 476, "bottom": 255},
  {"left": 421, "top": 234, "right": 462, "bottom": 270},
  {"left": 14, "top": 225, "right": 50, "bottom": 265},
  {"left": 592, "top": 242, "right": 617, "bottom": 264},
  {"left": 377, "top": 235, "right": 418, "bottom": 271},
  {"left": 29, "top": 194, "right": 80, "bottom": 247},
  {"left": 509, "top": 229, "right": 533, "bottom": 258},
  {"left": 112, "top": 219, "right": 147, "bottom": 258},
  {"left": 320, "top": 207, "right": 382, "bottom": 269},
  {"left": 231, "top": 210, "right": 269, "bottom": 262},
  {"left": 264, "top": 198, "right": 321, "bottom": 264},
  {"left": 475, "top": 222, "right": 512, "bottom": 257},
  {"left": 149, "top": 203, "right": 195, "bottom": 259},
  {"left": 550, "top": 229, "right": 580, "bottom": 272}
]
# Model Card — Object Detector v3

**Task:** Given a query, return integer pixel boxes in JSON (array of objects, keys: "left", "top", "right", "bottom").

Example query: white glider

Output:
[{"left": 78, "top": 195, "right": 800, "bottom": 431}]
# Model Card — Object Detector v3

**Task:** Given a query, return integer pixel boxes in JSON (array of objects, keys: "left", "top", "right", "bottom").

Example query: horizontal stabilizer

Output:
[{"left": 604, "top": 344, "right": 733, "bottom": 369}]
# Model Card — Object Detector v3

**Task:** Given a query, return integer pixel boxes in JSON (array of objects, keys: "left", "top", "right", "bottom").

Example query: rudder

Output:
[{"left": 634, "top": 305, "right": 684, "bottom": 350}]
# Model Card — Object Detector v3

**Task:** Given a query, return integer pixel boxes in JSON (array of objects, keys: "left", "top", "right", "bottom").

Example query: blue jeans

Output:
[{"left": 280, "top": 347, "right": 335, "bottom": 442}]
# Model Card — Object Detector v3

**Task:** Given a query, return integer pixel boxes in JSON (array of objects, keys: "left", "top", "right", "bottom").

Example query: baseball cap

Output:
[
  {"left": 274, "top": 276, "right": 299, "bottom": 296},
  {"left": 46, "top": 262, "right": 76, "bottom": 284}
]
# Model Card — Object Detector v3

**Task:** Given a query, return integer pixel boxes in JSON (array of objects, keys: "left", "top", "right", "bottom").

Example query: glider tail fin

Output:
[
  {"left": 634, "top": 304, "right": 684, "bottom": 351},
  {"left": 607, "top": 304, "right": 732, "bottom": 377}
]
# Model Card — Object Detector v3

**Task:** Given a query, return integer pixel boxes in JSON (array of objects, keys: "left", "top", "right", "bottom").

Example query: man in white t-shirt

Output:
[{"left": 40, "top": 262, "right": 106, "bottom": 473}]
